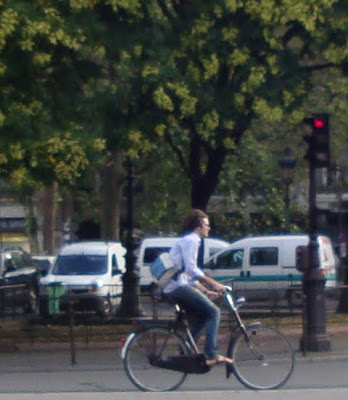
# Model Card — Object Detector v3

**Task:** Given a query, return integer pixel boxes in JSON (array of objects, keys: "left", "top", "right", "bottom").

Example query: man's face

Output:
[{"left": 200, "top": 217, "right": 211, "bottom": 237}]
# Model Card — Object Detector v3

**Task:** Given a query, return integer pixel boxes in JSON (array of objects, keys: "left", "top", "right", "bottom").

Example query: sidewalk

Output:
[{"left": 0, "top": 324, "right": 344, "bottom": 375}]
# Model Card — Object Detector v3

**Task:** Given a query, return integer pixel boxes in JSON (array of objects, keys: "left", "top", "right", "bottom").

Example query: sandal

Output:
[{"left": 206, "top": 355, "right": 234, "bottom": 366}]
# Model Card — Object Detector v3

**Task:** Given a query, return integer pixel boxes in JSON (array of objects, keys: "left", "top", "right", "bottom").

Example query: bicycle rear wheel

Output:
[
  {"left": 231, "top": 324, "right": 294, "bottom": 390},
  {"left": 123, "top": 326, "right": 189, "bottom": 392}
]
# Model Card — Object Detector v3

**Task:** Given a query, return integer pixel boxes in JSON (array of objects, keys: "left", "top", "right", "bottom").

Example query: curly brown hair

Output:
[{"left": 182, "top": 209, "right": 209, "bottom": 232}]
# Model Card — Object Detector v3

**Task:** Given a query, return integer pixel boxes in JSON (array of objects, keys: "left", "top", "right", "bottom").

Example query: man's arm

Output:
[{"left": 199, "top": 274, "right": 226, "bottom": 293}]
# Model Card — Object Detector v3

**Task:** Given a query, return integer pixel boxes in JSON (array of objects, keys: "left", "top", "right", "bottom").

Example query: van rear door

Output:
[{"left": 317, "top": 236, "right": 337, "bottom": 287}]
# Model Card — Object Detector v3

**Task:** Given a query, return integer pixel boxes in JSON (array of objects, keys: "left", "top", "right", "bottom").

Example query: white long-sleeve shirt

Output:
[{"left": 163, "top": 232, "right": 205, "bottom": 294}]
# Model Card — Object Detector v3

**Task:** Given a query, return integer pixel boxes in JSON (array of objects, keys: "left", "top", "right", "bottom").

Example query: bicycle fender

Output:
[
  {"left": 246, "top": 322, "right": 262, "bottom": 330},
  {"left": 121, "top": 332, "right": 135, "bottom": 359}
]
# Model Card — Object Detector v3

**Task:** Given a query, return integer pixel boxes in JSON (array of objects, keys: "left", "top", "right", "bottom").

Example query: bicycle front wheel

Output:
[
  {"left": 231, "top": 324, "right": 294, "bottom": 390},
  {"left": 123, "top": 326, "right": 189, "bottom": 392}
]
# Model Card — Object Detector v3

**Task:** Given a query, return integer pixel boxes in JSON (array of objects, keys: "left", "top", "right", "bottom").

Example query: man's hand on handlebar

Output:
[
  {"left": 207, "top": 284, "right": 232, "bottom": 300},
  {"left": 212, "top": 282, "right": 226, "bottom": 293}
]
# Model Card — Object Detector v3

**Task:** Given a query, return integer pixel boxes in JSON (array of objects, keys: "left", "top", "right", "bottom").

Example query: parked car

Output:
[
  {"left": 0, "top": 247, "right": 40, "bottom": 314},
  {"left": 39, "top": 241, "right": 126, "bottom": 318},
  {"left": 136, "top": 236, "right": 230, "bottom": 288},
  {"left": 203, "top": 234, "right": 337, "bottom": 303}
]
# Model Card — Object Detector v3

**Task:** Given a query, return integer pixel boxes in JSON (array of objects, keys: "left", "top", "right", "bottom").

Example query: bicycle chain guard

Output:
[{"left": 152, "top": 354, "right": 211, "bottom": 374}]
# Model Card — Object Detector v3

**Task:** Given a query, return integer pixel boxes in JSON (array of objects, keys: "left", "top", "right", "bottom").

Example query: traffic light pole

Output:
[{"left": 300, "top": 152, "right": 331, "bottom": 352}]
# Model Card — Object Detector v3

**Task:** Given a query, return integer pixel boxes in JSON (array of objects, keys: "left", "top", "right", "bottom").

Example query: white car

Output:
[{"left": 39, "top": 241, "right": 126, "bottom": 317}]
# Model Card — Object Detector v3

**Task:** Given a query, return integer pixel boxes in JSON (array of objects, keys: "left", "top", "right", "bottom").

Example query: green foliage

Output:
[
  {"left": 0, "top": 132, "right": 105, "bottom": 192},
  {"left": 0, "top": 0, "right": 346, "bottom": 240},
  {"left": 30, "top": 133, "right": 90, "bottom": 186}
]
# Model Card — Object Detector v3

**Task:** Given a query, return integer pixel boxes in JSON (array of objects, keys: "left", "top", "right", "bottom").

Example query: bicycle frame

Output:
[
  {"left": 169, "top": 286, "right": 258, "bottom": 359},
  {"left": 223, "top": 288, "right": 264, "bottom": 362}
]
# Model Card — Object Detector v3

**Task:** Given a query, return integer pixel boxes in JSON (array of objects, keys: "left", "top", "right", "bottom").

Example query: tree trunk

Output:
[
  {"left": 42, "top": 182, "right": 58, "bottom": 254},
  {"left": 61, "top": 192, "right": 74, "bottom": 245},
  {"left": 100, "top": 155, "right": 124, "bottom": 241},
  {"left": 25, "top": 193, "right": 40, "bottom": 254},
  {"left": 189, "top": 136, "right": 226, "bottom": 210}
]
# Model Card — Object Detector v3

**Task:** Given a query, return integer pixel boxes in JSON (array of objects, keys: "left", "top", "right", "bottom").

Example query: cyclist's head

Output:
[{"left": 182, "top": 209, "right": 210, "bottom": 237}]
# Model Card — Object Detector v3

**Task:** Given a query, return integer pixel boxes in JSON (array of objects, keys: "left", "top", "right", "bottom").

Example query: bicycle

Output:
[{"left": 121, "top": 286, "right": 295, "bottom": 392}]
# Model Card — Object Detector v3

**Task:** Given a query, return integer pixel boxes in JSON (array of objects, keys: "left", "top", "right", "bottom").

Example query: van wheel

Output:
[{"left": 97, "top": 297, "right": 113, "bottom": 318}]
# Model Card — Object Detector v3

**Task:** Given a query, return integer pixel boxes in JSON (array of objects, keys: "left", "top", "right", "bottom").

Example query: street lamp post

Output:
[
  {"left": 278, "top": 147, "right": 297, "bottom": 233},
  {"left": 117, "top": 158, "right": 141, "bottom": 319}
]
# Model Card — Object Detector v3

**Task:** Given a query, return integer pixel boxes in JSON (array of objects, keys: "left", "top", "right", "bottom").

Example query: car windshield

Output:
[{"left": 53, "top": 255, "right": 107, "bottom": 275}]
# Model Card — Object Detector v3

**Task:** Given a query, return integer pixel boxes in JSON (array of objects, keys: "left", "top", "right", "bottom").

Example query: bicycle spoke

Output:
[{"left": 232, "top": 325, "right": 294, "bottom": 390}]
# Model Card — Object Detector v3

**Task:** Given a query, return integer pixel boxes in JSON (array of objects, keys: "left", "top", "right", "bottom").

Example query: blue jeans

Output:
[{"left": 167, "top": 285, "right": 221, "bottom": 359}]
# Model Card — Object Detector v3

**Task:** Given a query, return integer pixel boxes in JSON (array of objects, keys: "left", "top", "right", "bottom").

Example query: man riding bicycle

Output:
[{"left": 162, "top": 209, "right": 234, "bottom": 367}]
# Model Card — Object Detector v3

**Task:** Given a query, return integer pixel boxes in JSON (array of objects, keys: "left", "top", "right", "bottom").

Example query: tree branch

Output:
[
  {"left": 163, "top": 129, "right": 189, "bottom": 175},
  {"left": 300, "top": 62, "right": 344, "bottom": 72},
  {"left": 157, "top": 0, "right": 176, "bottom": 26}
]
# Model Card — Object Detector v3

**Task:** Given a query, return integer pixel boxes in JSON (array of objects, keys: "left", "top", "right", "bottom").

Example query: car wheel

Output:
[
  {"left": 24, "top": 290, "right": 39, "bottom": 314},
  {"left": 39, "top": 299, "right": 50, "bottom": 318}
]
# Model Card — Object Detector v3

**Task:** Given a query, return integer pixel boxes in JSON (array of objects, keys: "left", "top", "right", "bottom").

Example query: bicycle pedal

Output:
[{"left": 225, "top": 362, "right": 234, "bottom": 379}]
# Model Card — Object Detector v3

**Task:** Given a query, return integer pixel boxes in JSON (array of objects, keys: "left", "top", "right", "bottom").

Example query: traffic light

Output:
[
  {"left": 295, "top": 245, "right": 309, "bottom": 272},
  {"left": 303, "top": 113, "right": 330, "bottom": 168}
]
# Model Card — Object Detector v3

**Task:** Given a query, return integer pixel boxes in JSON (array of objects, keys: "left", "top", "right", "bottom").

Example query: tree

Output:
[
  {"left": 136, "top": 0, "right": 348, "bottom": 210},
  {"left": 1, "top": 0, "right": 347, "bottom": 247},
  {"left": 0, "top": 1, "right": 105, "bottom": 251}
]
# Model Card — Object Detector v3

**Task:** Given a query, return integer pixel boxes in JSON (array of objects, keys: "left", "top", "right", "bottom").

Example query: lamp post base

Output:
[
  {"left": 117, "top": 271, "right": 142, "bottom": 318},
  {"left": 300, "top": 333, "right": 331, "bottom": 352}
]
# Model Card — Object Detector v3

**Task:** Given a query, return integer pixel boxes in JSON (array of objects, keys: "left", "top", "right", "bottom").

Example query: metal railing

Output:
[
  {"left": 0, "top": 281, "right": 345, "bottom": 360},
  {"left": 0, "top": 283, "right": 35, "bottom": 317}
]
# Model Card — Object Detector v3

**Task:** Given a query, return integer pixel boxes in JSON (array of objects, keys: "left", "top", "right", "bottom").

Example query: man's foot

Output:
[{"left": 206, "top": 355, "right": 234, "bottom": 366}]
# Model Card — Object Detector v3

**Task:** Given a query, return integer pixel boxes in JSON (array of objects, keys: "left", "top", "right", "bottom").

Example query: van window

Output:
[
  {"left": 112, "top": 254, "right": 118, "bottom": 268},
  {"left": 249, "top": 247, "right": 278, "bottom": 266},
  {"left": 143, "top": 247, "right": 171, "bottom": 264},
  {"left": 53, "top": 255, "right": 107, "bottom": 275},
  {"left": 208, "top": 249, "right": 244, "bottom": 269},
  {"left": 209, "top": 247, "right": 226, "bottom": 257}
]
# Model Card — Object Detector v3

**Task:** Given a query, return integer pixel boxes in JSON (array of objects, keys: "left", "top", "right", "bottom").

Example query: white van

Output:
[
  {"left": 137, "top": 236, "right": 229, "bottom": 288},
  {"left": 39, "top": 241, "right": 126, "bottom": 317},
  {"left": 203, "top": 234, "right": 337, "bottom": 301}
]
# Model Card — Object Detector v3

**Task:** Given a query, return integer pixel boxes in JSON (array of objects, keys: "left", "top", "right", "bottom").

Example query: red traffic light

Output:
[
  {"left": 313, "top": 119, "right": 325, "bottom": 129},
  {"left": 303, "top": 113, "right": 330, "bottom": 168},
  {"left": 296, "top": 245, "right": 309, "bottom": 272}
]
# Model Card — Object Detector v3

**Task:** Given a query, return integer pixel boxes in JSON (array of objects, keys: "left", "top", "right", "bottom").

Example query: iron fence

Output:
[{"left": 0, "top": 281, "right": 344, "bottom": 352}]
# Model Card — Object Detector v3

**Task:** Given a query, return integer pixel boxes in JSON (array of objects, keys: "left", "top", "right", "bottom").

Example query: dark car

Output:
[{"left": 0, "top": 247, "right": 40, "bottom": 315}]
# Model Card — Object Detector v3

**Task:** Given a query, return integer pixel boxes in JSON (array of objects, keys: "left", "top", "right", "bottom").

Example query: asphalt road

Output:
[{"left": 0, "top": 389, "right": 348, "bottom": 400}]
